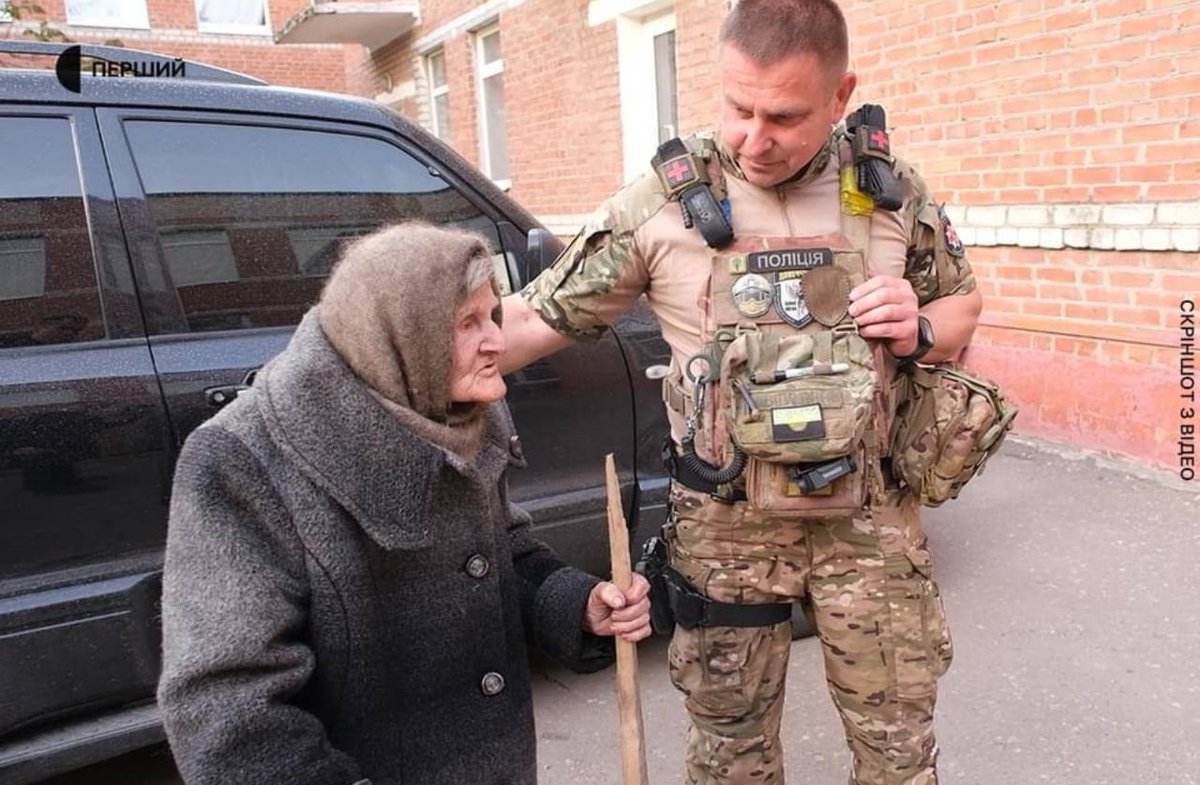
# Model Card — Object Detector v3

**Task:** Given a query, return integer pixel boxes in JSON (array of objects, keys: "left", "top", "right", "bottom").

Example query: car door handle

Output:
[
  {"left": 204, "top": 385, "right": 246, "bottom": 407},
  {"left": 645, "top": 364, "right": 670, "bottom": 380},
  {"left": 205, "top": 369, "right": 259, "bottom": 408}
]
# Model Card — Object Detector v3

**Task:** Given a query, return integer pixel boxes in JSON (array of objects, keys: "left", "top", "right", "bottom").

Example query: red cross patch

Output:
[
  {"left": 663, "top": 156, "right": 697, "bottom": 188},
  {"left": 868, "top": 128, "right": 890, "bottom": 154}
]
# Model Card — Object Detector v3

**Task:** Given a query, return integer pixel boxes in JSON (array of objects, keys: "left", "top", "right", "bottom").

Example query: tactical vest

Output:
[{"left": 656, "top": 134, "right": 899, "bottom": 517}]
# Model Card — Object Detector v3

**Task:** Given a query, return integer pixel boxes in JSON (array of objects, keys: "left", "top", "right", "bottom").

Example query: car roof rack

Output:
[{"left": 0, "top": 40, "right": 267, "bottom": 86}]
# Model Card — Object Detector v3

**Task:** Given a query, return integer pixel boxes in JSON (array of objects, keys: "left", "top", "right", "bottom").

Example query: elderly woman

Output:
[{"left": 158, "top": 223, "right": 651, "bottom": 785}]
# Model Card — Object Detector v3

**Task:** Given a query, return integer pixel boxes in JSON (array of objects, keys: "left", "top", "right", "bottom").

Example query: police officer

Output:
[{"left": 501, "top": 1, "right": 982, "bottom": 782}]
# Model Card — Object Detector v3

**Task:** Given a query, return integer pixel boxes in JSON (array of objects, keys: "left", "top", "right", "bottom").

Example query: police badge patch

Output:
[
  {"left": 731, "top": 273, "right": 774, "bottom": 318},
  {"left": 938, "top": 204, "right": 965, "bottom": 258},
  {"left": 775, "top": 274, "right": 813, "bottom": 328}
]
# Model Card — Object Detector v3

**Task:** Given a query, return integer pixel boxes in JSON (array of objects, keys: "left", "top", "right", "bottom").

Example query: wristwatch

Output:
[{"left": 892, "top": 315, "right": 935, "bottom": 364}]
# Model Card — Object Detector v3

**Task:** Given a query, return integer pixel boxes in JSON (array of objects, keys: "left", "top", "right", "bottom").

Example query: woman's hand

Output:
[{"left": 583, "top": 574, "right": 653, "bottom": 643}]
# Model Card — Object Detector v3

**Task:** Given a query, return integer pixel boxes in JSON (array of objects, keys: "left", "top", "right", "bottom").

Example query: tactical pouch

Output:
[
  {"left": 720, "top": 329, "right": 877, "bottom": 464},
  {"left": 889, "top": 363, "right": 1017, "bottom": 506},
  {"left": 634, "top": 536, "right": 676, "bottom": 635},
  {"left": 744, "top": 446, "right": 867, "bottom": 516}
]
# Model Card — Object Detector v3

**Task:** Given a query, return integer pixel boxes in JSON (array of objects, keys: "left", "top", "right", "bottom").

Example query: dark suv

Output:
[{"left": 0, "top": 42, "right": 670, "bottom": 783}]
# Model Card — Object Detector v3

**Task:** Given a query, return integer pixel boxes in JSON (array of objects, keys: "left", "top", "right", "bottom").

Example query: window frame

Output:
[
  {"left": 0, "top": 106, "right": 145, "bottom": 341},
  {"left": 65, "top": 0, "right": 150, "bottom": 30},
  {"left": 616, "top": 10, "right": 678, "bottom": 184},
  {"left": 473, "top": 23, "right": 511, "bottom": 189},
  {"left": 193, "top": 0, "right": 271, "bottom": 37},
  {"left": 425, "top": 48, "right": 451, "bottom": 142},
  {"left": 94, "top": 107, "right": 519, "bottom": 337}
]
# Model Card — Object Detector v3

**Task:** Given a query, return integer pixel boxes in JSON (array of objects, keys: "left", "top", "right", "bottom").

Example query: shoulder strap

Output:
[
  {"left": 837, "top": 135, "right": 875, "bottom": 261},
  {"left": 651, "top": 137, "right": 734, "bottom": 249}
]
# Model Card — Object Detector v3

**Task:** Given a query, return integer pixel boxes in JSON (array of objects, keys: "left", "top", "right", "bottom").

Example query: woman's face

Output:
[{"left": 448, "top": 284, "right": 507, "bottom": 403}]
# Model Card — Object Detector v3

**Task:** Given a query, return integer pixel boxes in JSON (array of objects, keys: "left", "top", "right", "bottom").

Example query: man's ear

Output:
[{"left": 831, "top": 70, "right": 858, "bottom": 121}]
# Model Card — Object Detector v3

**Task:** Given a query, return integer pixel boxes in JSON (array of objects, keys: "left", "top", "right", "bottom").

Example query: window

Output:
[
  {"left": 159, "top": 230, "right": 239, "bottom": 287},
  {"left": 65, "top": 0, "right": 149, "bottom": 29},
  {"left": 426, "top": 49, "right": 451, "bottom": 141},
  {"left": 123, "top": 121, "right": 505, "bottom": 333},
  {"left": 653, "top": 27, "right": 678, "bottom": 144},
  {"left": 617, "top": 11, "right": 678, "bottom": 183},
  {"left": 194, "top": 0, "right": 268, "bottom": 35},
  {"left": 474, "top": 25, "right": 511, "bottom": 184},
  {"left": 0, "top": 117, "right": 104, "bottom": 348}
]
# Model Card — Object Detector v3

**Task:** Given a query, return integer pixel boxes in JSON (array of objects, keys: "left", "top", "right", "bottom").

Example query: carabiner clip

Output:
[
  {"left": 685, "top": 353, "right": 717, "bottom": 385},
  {"left": 687, "top": 376, "right": 708, "bottom": 435}
]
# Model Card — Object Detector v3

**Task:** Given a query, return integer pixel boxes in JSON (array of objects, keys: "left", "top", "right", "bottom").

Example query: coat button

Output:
[
  {"left": 465, "top": 554, "right": 490, "bottom": 579},
  {"left": 508, "top": 435, "right": 523, "bottom": 461},
  {"left": 481, "top": 672, "right": 506, "bottom": 696}
]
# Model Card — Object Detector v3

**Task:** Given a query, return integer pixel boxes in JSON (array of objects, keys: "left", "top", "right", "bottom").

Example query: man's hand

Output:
[
  {"left": 583, "top": 573, "right": 652, "bottom": 643},
  {"left": 848, "top": 275, "right": 920, "bottom": 357}
]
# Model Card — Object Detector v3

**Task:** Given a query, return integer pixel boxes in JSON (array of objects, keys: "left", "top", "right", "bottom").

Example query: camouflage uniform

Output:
[{"left": 523, "top": 131, "right": 974, "bottom": 785}]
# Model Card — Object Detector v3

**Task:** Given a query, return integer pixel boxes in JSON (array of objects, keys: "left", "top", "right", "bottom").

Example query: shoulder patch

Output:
[{"left": 937, "top": 204, "right": 965, "bottom": 258}]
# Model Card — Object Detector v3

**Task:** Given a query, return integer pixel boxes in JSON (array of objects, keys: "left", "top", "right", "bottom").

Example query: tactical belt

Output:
[
  {"left": 663, "top": 566, "right": 792, "bottom": 630},
  {"left": 662, "top": 436, "right": 747, "bottom": 502}
]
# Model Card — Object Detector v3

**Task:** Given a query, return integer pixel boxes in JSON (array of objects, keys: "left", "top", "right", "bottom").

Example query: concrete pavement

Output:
[{"left": 531, "top": 437, "right": 1200, "bottom": 785}]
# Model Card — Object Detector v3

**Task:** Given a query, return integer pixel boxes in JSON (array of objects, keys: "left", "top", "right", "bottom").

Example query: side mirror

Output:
[{"left": 524, "top": 228, "right": 564, "bottom": 284}]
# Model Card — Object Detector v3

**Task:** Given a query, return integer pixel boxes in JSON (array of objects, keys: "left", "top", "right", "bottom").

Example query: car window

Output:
[
  {"left": 0, "top": 117, "right": 104, "bottom": 348},
  {"left": 123, "top": 120, "right": 508, "bottom": 334}
]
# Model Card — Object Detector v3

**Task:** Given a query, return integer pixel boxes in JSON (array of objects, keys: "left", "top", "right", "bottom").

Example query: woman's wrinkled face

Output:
[{"left": 448, "top": 284, "right": 507, "bottom": 403}]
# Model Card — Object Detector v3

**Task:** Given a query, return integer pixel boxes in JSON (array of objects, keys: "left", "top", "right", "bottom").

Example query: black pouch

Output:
[{"left": 634, "top": 536, "right": 675, "bottom": 635}]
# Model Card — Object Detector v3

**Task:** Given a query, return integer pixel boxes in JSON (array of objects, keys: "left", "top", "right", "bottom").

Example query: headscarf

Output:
[{"left": 317, "top": 222, "right": 501, "bottom": 460}]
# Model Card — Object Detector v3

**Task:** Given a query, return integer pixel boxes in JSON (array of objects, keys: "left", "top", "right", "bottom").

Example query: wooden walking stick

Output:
[{"left": 605, "top": 454, "right": 649, "bottom": 785}]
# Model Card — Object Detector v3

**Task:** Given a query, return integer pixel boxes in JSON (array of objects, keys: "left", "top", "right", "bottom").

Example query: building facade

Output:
[
  {"left": 3, "top": 0, "right": 1198, "bottom": 475},
  {"left": 338, "top": 0, "right": 1198, "bottom": 474},
  {"left": 0, "top": 0, "right": 357, "bottom": 91}
]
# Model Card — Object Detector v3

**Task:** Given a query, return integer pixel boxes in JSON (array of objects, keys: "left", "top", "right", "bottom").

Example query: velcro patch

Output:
[
  {"left": 731, "top": 273, "right": 774, "bottom": 318},
  {"left": 938, "top": 204, "right": 965, "bottom": 258},
  {"left": 774, "top": 276, "right": 812, "bottom": 328},
  {"left": 867, "top": 127, "right": 891, "bottom": 155},
  {"left": 747, "top": 247, "right": 833, "bottom": 274},
  {"left": 803, "top": 266, "right": 851, "bottom": 327},
  {"left": 661, "top": 155, "right": 699, "bottom": 190},
  {"left": 771, "top": 405, "right": 826, "bottom": 442}
]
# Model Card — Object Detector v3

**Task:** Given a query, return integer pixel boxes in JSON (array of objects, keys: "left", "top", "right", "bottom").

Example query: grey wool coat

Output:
[{"left": 158, "top": 312, "right": 613, "bottom": 785}]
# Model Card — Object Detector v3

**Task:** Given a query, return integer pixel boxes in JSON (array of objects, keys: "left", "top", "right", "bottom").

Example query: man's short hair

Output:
[{"left": 719, "top": 0, "right": 849, "bottom": 76}]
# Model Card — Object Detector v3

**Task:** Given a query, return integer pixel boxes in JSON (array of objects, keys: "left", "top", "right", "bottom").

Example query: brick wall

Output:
[
  {"left": 1, "top": 0, "right": 349, "bottom": 92},
  {"left": 9, "top": 0, "right": 1190, "bottom": 471},
  {"left": 845, "top": 0, "right": 1198, "bottom": 206},
  {"left": 350, "top": 1, "right": 740, "bottom": 219},
  {"left": 674, "top": 0, "right": 725, "bottom": 136},
  {"left": 349, "top": 0, "right": 1196, "bottom": 473},
  {"left": 505, "top": 0, "right": 622, "bottom": 216},
  {"left": 838, "top": 0, "right": 1199, "bottom": 472}
]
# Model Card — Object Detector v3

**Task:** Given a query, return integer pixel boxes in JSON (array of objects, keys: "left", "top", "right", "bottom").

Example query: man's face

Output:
[{"left": 719, "top": 44, "right": 856, "bottom": 188}]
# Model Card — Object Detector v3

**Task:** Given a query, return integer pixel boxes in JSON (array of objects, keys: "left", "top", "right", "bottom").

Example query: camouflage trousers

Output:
[{"left": 665, "top": 482, "right": 953, "bottom": 785}]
